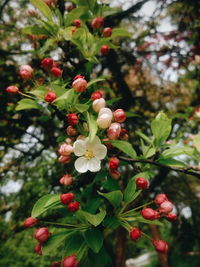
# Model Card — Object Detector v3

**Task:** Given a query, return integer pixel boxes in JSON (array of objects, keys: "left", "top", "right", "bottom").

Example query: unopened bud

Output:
[
  {"left": 59, "top": 174, "right": 73, "bottom": 186},
  {"left": 34, "top": 227, "right": 51, "bottom": 243},
  {"left": 130, "top": 228, "right": 142, "bottom": 241},
  {"left": 154, "top": 194, "right": 168, "bottom": 205},
  {"left": 113, "top": 109, "right": 126, "bottom": 123},
  {"left": 107, "top": 122, "right": 121, "bottom": 140},
  {"left": 93, "top": 98, "right": 106, "bottom": 112},
  {"left": 58, "top": 143, "right": 74, "bottom": 156},
  {"left": 152, "top": 240, "right": 168, "bottom": 253},
  {"left": 24, "top": 217, "right": 38, "bottom": 228}
]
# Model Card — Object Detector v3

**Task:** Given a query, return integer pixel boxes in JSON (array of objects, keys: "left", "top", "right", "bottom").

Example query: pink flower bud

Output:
[
  {"left": 34, "top": 243, "right": 42, "bottom": 256},
  {"left": 59, "top": 174, "right": 73, "bottom": 186},
  {"left": 159, "top": 201, "right": 173, "bottom": 214},
  {"left": 91, "top": 17, "right": 104, "bottom": 29},
  {"left": 67, "top": 201, "right": 80, "bottom": 212},
  {"left": 51, "top": 67, "right": 62, "bottom": 77},
  {"left": 107, "top": 122, "right": 121, "bottom": 140},
  {"left": 91, "top": 90, "right": 102, "bottom": 101},
  {"left": 67, "top": 113, "right": 79, "bottom": 126},
  {"left": 24, "top": 217, "right": 38, "bottom": 228},
  {"left": 73, "top": 19, "right": 81, "bottom": 27},
  {"left": 44, "top": 92, "right": 57, "bottom": 103},
  {"left": 130, "top": 228, "right": 142, "bottom": 241},
  {"left": 63, "top": 255, "right": 78, "bottom": 267},
  {"left": 101, "top": 45, "right": 110, "bottom": 55},
  {"left": 154, "top": 194, "right": 168, "bottom": 205},
  {"left": 72, "top": 76, "right": 87, "bottom": 92},
  {"left": 66, "top": 126, "right": 77, "bottom": 136},
  {"left": 109, "top": 169, "right": 120, "bottom": 180},
  {"left": 113, "top": 109, "right": 126, "bottom": 123},
  {"left": 6, "top": 85, "right": 19, "bottom": 94},
  {"left": 60, "top": 193, "right": 75, "bottom": 205},
  {"left": 97, "top": 114, "right": 112, "bottom": 129},
  {"left": 41, "top": 58, "right": 54, "bottom": 69},
  {"left": 109, "top": 157, "right": 119, "bottom": 170},
  {"left": 93, "top": 98, "right": 106, "bottom": 112},
  {"left": 98, "top": 107, "right": 113, "bottom": 117},
  {"left": 152, "top": 240, "right": 168, "bottom": 253},
  {"left": 141, "top": 208, "right": 160, "bottom": 220},
  {"left": 19, "top": 65, "right": 33, "bottom": 80},
  {"left": 34, "top": 227, "right": 51, "bottom": 243},
  {"left": 66, "top": 3, "right": 74, "bottom": 12},
  {"left": 165, "top": 213, "right": 177, "bottom": 222},
  {"left": 58, "top": 143, "right": 74, "bottom": 156},
  {"left": 135, "top": 177, "right": 149, "bottom": 190},
  {"left": 58, "top": 155, "right": 71, "bottom": 164},
  {"left": 103, "top": 27, "right": 112, "bottom": 37}
]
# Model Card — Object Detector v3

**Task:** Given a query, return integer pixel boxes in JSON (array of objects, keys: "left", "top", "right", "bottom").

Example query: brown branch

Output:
[{"left": 119, "top": 156, "right": 200, "bottom": 179}]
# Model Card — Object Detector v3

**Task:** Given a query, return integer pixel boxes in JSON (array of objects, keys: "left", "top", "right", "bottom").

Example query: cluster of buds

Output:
[
  {"left": 34, "top": 227, "right": 52, "bottom": 255},
  {"left": 108, "top": 157, "right": 120, "bottom": 180},
  {"left": 60, "top": 193, "right": 80, "bottom": 212},
  {"left": 58, "top": 142, "right": 74, "bottom": 164},
  {"left": 41, "top": 57, "right": 62, "bottom": 77},
  {"left": 135, "top": 177, "right": 149, "bottom": 190}
]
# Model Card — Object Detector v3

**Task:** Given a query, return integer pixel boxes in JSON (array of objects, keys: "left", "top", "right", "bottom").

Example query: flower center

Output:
[{"left": 84, "top": 150, "right": 94, "bottom": 160}]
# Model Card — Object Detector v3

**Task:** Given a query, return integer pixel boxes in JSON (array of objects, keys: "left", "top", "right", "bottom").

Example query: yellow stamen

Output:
[{"left": 84, "top": 150, "right": 94, "bottom": 159}]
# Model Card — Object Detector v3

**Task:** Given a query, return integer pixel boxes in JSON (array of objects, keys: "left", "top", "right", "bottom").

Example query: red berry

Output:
[
  {"left": 113, "top": 109, "right": 126, "bottom": 123},
  {"left": 60, "top": 193, "right": 75, "bottom": 205},
  {"left": 135, "top": 177, "right": 149, "bottom": 190},
  {"left": 63, "top": 255, "right": 78, "bottom": 267},
  {"left": 130, "top": 228, "right": 142, "bottom": 241},
  {"left": 103, "top": 27, "right": 112, "bottom": 37},
  {"left": 159, "top": 201, "right": 173, "bottom": 214},
  {"left": 41, "top": 58, "right": 54, "bottom": 69},
  {"left": 165, "top": 213, "right": 177, "bottom": 222},
  {"left": 24, "top": 217, "right": 38, "bottom": 228},
  {"left": 67, "top": 113, "right": 79, "bottom": 126},
  {"left": 154, "top": 194, "right": 168, "bottom": 205},
  {"left": 67, "top": 201, "right": 80, "bottom": 212},
  {"left": 91, "top": 17, "right": 104, "bottom": 29},
  {"left": 101, "top": 45, "right": 110, "bottom": 55},
  {"left": 44, "top": 92, "right": 57, "bottom": 103},
  {"left": 152, "top": 240, "right": 168, "bottom": 253},
  {"left": 141, "top": 208, "right": 160, "bottom": 220},
  {"left": 72, "top": 77, "right": 87, "bottom": 92},
  {"left": 6, "top": 85, "right": 19, "bottom": 94},
  {"left": 34, "top": 243, "right": 42, "bottom": 256},
  {"left": 109, "top": 157, "right": 119, "bottom": 170},
  {"left": 59, "top": 174, "right": 73, "bottom": 186},
  {"left": 73, "top": 19, "right": 81, "bottom": 27},
  {"left": 51, "top": 67, "right": 62, "bottom": 77},
  {"left": 91, "top": 90, "right": 103, "bottom": 101},
  {"left": 34, "top": 227, "right": 51, "bottom": 243}
]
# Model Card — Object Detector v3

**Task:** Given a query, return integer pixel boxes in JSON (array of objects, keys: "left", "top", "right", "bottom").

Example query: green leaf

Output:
[
  {"left": 136, "top": 217, "right": 163, "bottom": 226},
  {"left": 16, "top": 99, "right": 41, "bottom": 111},
  {"left": 193, "top": 134, "right": 200, "bottom": 153},
  {"left": 30, "top": 86, "right": 47, "bottom": 98},
  {"left": 98, "top": 190, "right": 123, "bottom": 209},
  {"left": 136, "top": 131, "right": 152, "bottom": 144},
  {"left": 124, "top": 177, "right": 136, "bottom": 203},
  {"left": 22, "top": 25, "right": 50, "bottom": 35},
  {"left": 161, "top": 146, "right": 194, "bottom": 158},
  {"left": 87, "top": 78, "right": 105, "bottom": 88},
  {"left": 84, "top": 229, "right": 104, "bottom": 253},
  {"left": 158, "top": 158, "right": 186, "bottom": 167},
  {"left": 103, "top": 216, "right": 120, "bottom": 229},
  {"left": 31, "top": 194, "right": 60, "bottom": 217},
  {"left": 151, "top": 112, "right": 172, "bottom": 146},
  {"left": 88, "top": 247, "right": 112, "bottom": 267},
  {"left": 75, "top": 104, "right": 89, "bottom": 113},
  {"left": 110, "top": 28, "right": 131, "bottom": 39},
  {"left": 77, "top": 210, "right": 106, "bottom": 227},
  {"left": 30, "top": 0, "right": 53, "bottom": 21},
  {"left": 42, "top": 230, "right": 72, "bottom": 255},
  {"left": 110, "top": 140, "right": 137, "bottom": 158},
  {"left": 53, "top": 89, "right": 75, "bottom": 109},
  {"left": 65, "top": 7, "right": 89, "bottom": 26},
  {"left": 86, "top": 112, "right": 97, "bottom": 142}
]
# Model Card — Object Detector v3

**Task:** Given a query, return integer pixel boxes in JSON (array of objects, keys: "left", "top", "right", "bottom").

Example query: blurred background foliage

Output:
[{"left": 0, "top": 0, "right": 200, "bottom": 266}]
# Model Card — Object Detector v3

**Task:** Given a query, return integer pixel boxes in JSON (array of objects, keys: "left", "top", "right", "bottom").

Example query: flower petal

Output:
[
  {"left": 85, "top": 136, "right": 101, "bottom": 150},
  {"left": 93, "top": 144, "right": 107, "bottom": 159},
  {"left": 88, "top": 157, "right": 101, "bottom": 172},
  {"left": 73, "top": 140, "right": 86, "bottom": 156},
  {"left": 74, "top": 157, "right": 88, "bottom": 173}
]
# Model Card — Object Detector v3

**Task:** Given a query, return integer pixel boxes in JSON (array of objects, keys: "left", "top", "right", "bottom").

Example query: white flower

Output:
[{"left": 73, "top": 136, "right": 107, "bottom": 173}]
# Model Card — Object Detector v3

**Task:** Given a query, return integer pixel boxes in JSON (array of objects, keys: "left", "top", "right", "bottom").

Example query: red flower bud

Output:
[
  {"left": 91, "top": 17, "right": 104, "bottom": 29},
  {"left": 130, "top": 228, "right": 142, "bottom": 241},
  {"left": 152, "top": 240, "right": 168, "bottom": 253},
  {"left": 19, "top": 64, "right": 34, "bottom": 80},
  {"left": 63, "top": 255, "right": 78, "bottom": 267},
  {"left": 58, "top": 155, "right": 71, "bottom": 164},
  {"left": 109, "top": 157, "right": 119, "bottom": 170},
  {"left": 34, "top": 227, "right": 51, "bottom": 243},
  {"left": 60, "top": 193, "right": 75, "bottom": 205},
  {"left": 101, "top": 45, "right": 110, "bottom": 55},
  {"left": 34, "top": 243, "right": 42, "bottom": 256},
  {"left": 67, "top": 113, "right": 79, "bottom": 126},
  {"left": 73, "top": 19, "right": 81, "bottom": 27},
  {"left": 24, "top": 217, "right": 38, "bottom": 228},
  {"left": 58, "top": 143, "right": 74, "bottom": 156},
  {"left": 103, "top": 27, "right": 112, "bottom": 37},
  {"left": 44, "top": 92, "right": 57, "bottom": 103},
  {"left": 41, "top": 58, "right": 54, "bottom": 69},
  {"left": 113, "top": 109, "right": 126, "bottom": 123},
  {"left": 66, "top": 125, "right": 77, "bottom": 136},
  {"left": 6, "top": 85, "right": 19, "bottom": 94},
  {"left": 154, "top": 194, "right": 168, "bottom": 205},
  {"left": 107, "top": 122, "right": 121, "bottom": 140},
  {"left": 135, "top": 177, "right": 149, "bottom": 190},
  {"left": 51, "top": 67, "right": 62, "bottom": 77},
  {"left": 67, "top": 201, "right": 80, "bottom": 212},
  {"left": 141, "top": 208, "right": 160, "bottom": 220},
  {"left": 59, "top": 174, "right": 73, "bottom": 186},
  {"left": 159, "top": 201, "right": 173, "bottom": 214},
  {"left": 72, "top": 77, "right": 87, "bottom": 92},
  {"left": 165, "top": 213, "right": 177, "bottom": 222},
  {"left": 91, "top": 90, "right": 103, "bottom": 101},
  {"left": 109, "top": 169, "right": 120, "bottom": 180}
]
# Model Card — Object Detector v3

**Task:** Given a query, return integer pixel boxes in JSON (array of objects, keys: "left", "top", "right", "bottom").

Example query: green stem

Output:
[
  {"left": 19, "top": 91, "right": 35, "bottom": 100},
  {"left": 141, "top": 231, "right": 152, "bottom": 240},
  {"left": 122, "top": 201, "right": 154, "bottom": 216},
  {"left": 40, "top": 220, "right": 84, "bottom": 228}
]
